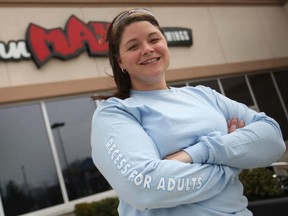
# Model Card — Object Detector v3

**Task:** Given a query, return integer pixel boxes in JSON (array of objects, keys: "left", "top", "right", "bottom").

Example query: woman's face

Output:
[{"left": 117, "top": 21, "right": 170, "bottom": 91}]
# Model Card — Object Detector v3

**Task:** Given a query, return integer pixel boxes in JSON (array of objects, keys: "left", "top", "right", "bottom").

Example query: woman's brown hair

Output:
[{"left": 92, "top": 9, "right": 164, "bottom": 100}]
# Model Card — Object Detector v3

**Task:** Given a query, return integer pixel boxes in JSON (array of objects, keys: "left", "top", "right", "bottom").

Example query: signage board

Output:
[{"left": 0, "top": 15, "right": 192, "bottom": 68}]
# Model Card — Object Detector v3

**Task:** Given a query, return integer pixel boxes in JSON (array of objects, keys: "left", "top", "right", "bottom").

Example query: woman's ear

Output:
[{"left": 117, "top": 56, "right": 123, "bottom": 68}]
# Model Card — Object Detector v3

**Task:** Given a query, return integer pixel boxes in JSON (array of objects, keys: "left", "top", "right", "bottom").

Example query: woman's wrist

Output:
[{"left": 164, "top": 150, "right": 193, "bottom": 163}]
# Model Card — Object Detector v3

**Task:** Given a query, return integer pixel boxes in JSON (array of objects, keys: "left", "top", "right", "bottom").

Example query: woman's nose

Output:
[{"left": 141, "top": 43, "right": 154, "bottom": 55}]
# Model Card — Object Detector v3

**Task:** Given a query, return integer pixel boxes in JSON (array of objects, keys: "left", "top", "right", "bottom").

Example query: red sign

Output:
[
  {"left": 26, "top": 15, "right": 109, "bottom": 68},
  {"left": 0, "top": 15, "right": 192, "bottom": 68}
]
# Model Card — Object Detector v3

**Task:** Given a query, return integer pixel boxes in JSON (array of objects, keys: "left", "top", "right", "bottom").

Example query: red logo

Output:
[
  {"left": 0, "top": 15, "right": 192, "bottom": 69},
  {"left": 26, "top": 15, "right": 109, "bottom": 68}
]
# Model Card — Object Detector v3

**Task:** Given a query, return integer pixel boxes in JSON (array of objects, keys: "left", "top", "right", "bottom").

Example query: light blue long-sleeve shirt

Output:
[{"left": 91, "top": 85, "right": 286, "bottom": 216}]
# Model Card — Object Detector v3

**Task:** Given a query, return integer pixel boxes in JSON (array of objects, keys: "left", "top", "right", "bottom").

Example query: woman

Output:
[{"left": 91, "top": 8, "right": 286, "bottom": 215}]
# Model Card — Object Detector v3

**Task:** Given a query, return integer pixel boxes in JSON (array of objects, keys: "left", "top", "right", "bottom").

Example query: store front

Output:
[{"left": 0, "top": 1, "right": 288, "bottom": 215}]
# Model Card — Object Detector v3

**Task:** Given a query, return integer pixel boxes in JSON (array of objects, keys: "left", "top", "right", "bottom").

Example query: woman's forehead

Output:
[{"left": 121, "top": 21, "right": 161, "bottom": 42}]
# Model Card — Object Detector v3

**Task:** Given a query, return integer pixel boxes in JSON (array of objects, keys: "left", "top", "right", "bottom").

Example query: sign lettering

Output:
[{"left": 0, "top": 15, "right": 192, "bottom": 68}]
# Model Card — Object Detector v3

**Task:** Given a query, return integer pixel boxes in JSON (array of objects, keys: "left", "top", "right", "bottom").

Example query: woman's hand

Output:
[
  {"left": 164, "top": 117, "right": 245, "bottom": 163},
  {"left": 227, "top": 117, "right": 245, "bottom": 133}
]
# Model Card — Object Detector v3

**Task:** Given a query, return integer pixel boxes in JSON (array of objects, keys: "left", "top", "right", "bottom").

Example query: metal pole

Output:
[
  {"left": 40, "top": 102, "right": 69, "bottom": 203},
  {"left": 0, "top": 193, "right": 5, "bottom": 216}
]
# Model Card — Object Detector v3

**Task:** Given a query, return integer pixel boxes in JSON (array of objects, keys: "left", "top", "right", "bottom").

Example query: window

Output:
[
  {"left": 273, "top": 70, "right": 288, "bottom": 110},
  {"left": 221, "top": 76, "right": 254, "bottom": 107},
  {"left": 0, "top": 103, "right": 63, "bottom": 215},
  {"left": 0, "top": 96, "right": 112, "bottom": 215},
  {"left": 249, "top": 73, "right": 288, "bottom": 140},
  {"left": 45, "top": 97, "right": 111, "bottom": 200}
]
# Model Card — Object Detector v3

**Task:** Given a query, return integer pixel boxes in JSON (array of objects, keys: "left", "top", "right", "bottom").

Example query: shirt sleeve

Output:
[
  {"left": 185, "top": 85, "right": 286, "bottom": 169},
  {"left": 91, "top": 101, "right": 239, "bottom": 211}
]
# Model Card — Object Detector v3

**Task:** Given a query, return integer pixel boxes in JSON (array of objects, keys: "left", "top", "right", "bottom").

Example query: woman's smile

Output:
[{"left": 140, "top": 57, "right": 161, "bottom": 65}]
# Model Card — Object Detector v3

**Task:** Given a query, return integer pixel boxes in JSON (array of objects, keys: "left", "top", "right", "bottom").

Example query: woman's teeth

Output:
[{"left": 141, "top": 57, "right": 160, "bottom": 65}]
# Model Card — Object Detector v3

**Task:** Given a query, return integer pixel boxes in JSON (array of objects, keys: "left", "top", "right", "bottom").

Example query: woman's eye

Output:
[
  {"left": 150, "top": 38, "right": 160, "bottom": 43},
  {"left": 128, "top": 45, "right": 138, "bottom": 51}
]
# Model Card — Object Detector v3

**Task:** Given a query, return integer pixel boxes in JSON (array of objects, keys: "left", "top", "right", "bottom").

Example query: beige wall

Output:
[
  {"left": 154, "top": 6, "right": 288, "bottom": 68},
  {"left": 284, "top": 2, "right": 288, "bottom": 15},
  {"left": 0, "top": 5, "right": 288, "bottom": 89}
]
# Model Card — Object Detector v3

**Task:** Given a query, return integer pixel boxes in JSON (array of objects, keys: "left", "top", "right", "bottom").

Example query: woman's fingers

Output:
[{"left": 228, "top": 117, "right": 245, "bottom": 133}]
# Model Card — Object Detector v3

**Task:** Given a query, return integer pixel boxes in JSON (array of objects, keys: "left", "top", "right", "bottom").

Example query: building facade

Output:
[{"left": 0, "top": 0, "right": 288, "bottom": 215}]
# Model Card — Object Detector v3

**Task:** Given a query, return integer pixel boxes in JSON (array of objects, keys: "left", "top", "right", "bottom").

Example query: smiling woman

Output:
[{"left": 90, "top": 8, "right": 286, "bottom": 216}]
